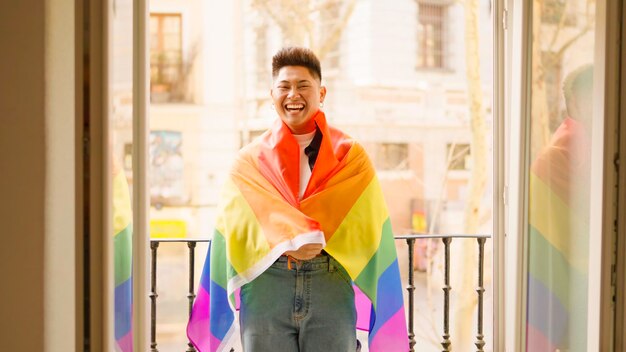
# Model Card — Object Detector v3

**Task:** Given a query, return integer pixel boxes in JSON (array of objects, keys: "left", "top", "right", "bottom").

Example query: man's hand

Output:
[{"left": 284, "top": 243, "right": 323, "bottom": 260}]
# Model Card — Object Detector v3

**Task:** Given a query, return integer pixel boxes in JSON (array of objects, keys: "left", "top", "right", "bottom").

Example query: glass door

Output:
[
  {"left": 106, "top": 0, "right": 142, "bottom": 350},
  {"left": 522, "top": 0, "right": 608, "bottom": 350},
  {"left": 105, "top": 0, "right": 150, "bottom": 348},
  {"left": 144, "top": 0, "right": 500, "bottom": 351}
]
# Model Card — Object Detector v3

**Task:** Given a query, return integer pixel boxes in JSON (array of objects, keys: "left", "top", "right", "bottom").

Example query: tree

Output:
[
  {"left": 250, "top": 0, "right": 357, "bottom": 61},
  {"left": 451, "top": 0, "right": 488, "bottom": 349},
  {"left": 449, "top": 0, "right": 596, "bottom": 348},
  {"left": 244, "top": 0, "right": 357, "bottom": 143},
  {"left": 530, "top": 0, "right": 594, "bottom": 159}
]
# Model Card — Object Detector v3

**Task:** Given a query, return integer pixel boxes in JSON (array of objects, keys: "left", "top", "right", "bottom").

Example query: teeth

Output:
[{"left": 286, "top": 104, "right": 304, "bottom": 109}]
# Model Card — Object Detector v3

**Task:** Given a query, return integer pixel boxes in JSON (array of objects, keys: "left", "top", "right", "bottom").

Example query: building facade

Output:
[{"left": 2, "top": 0, "right": 625, "bottom": 351}]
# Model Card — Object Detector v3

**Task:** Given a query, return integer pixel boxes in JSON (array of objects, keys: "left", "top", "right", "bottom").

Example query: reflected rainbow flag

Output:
[
  {"left": 527, "top": 118, "right": 589, "bottom": 351},
  {"left": 113, "top": 168, "right": 133, "bottom": 352}
]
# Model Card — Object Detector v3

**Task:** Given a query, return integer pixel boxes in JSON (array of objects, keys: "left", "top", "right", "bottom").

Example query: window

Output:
[
  {"left": 150, "top": 14, "right": 182, "bottom": 102},
  {"left": 417, "top": 2, "right": 446, "bottom": 69},
  {"left": 446, "top": 143, "right": 471, "bottom": 170},
  {"left": 320, "top": 1, "right": 341, "bottom": 71},
  {"left": 541, "top": 51, "right": 564, "bottom": 132},
  {"left": 375, "top": 143, "right": 409, "bottom": 170},
  {"left": 149, "top": 130, "right": 186, "bottom": 206},
  {"left": 240, "top": 129, "right": 266, "bottom": 148},
  {"left": 541, "top": 0, "right": 578, "bottom": 26},
  {"left": 123, "top": 143, "right": 133, "bottom": 173},
  {"left": 524, "top": 0, "right": 599, "bottom": 348},
  {"left": 255, "top": 24, "right": 269, "bottom": 89}
]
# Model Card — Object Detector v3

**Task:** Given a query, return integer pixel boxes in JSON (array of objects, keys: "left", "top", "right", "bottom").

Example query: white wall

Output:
[{"left": 0, "top": 0, "right": 76, "bottom": 350}]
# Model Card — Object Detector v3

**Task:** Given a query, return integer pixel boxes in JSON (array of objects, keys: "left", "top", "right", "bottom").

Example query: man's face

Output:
[{"left": 271, "top": 65, "right": 326, "bottom": 134}]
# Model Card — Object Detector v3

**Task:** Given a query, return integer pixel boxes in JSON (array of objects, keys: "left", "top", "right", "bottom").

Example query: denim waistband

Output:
[{"left": 273, "top": 253, "right": 338, "bottom": 271}]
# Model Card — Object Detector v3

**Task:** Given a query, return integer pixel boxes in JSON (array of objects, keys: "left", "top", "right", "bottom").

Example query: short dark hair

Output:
[{"left": 272, "top": 47, "right": 322, "bottom": 82}]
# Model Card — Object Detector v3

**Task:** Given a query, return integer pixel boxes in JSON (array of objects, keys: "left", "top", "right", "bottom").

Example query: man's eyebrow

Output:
[{"left": 276, "top": 79, "right": 312, "bottom": 85}]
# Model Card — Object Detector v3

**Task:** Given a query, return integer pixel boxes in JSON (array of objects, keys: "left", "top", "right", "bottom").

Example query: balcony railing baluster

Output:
[
  {"left": 405, "top": 237, "right": 417, "bottom": 352},
  {"left": 186, "top": 241, "right": 197, "bottom": 352},
  {"left": 441, "top": 237, "right": 452, "bottom": 352},
  {"left": 475, "top": 237, "right": 487, "bottom": 352},
  {"left": 150, "top": 241, "right": 160, "bottom": 352},
  {"left": 150, "top": 233, "right": 490, "bottom": 351}
]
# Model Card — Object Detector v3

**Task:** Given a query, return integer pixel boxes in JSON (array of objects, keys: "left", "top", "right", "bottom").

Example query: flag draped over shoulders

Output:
[{"left": 187, "top": 111, "right": 408, "bottom": 352}]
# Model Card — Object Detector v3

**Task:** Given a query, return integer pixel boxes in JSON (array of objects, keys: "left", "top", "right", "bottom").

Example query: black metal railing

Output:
[
  {"left": 395, "top": 234, "right": 490, "bottom": 352},
  {"left": 149, "top": 239, "right": 218, "bottom": 352},
  {"left": 149, "top": 234, "right": 491, "bottom": 352}
]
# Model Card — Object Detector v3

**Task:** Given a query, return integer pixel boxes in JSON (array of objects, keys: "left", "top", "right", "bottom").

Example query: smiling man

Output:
[
  {"left": 188, "top": 47, "right": 408, "bottom": 352},
  {"left": 271, "top": 56, "right": 326, "bottom": 135}
]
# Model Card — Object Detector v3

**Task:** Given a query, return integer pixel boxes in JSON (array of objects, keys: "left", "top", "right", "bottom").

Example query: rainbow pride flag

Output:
[
  {"left": 113, "top": 168, "right": 133, "bottom": 352},
  {"left": 526, "top": 118, "right": 589, "bottom": 351},
  {"left": 187, "top": 111, "right": 408, "bottom": 351}
]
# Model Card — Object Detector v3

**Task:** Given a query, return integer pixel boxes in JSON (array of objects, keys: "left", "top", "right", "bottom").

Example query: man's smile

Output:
[{"left": 285, "top": 103, "right": 305, "bottom": 112}]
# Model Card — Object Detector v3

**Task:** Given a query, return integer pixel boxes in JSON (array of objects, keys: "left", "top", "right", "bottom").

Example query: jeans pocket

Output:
[{"left": 333, "top": 262, "right": 353, "bottom": 287}]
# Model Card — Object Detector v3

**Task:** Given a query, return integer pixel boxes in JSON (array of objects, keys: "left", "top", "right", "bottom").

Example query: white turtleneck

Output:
[{"left": 293, "top": 131, "right": 316, "bottom": 199}]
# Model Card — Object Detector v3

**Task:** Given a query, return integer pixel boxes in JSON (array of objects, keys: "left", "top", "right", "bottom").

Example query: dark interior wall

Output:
[{"left": 0, "top": 1, "right": 46, "bottom": 350}]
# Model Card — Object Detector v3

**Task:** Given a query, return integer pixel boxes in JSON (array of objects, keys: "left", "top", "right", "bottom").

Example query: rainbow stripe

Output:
[
  {"left": 526, "top": 118, "right": 589, "bottom": 351},
  {"left": 113, "top": 169, "right": 133, "bottom": 352},
  {"left": 187, "top": 111, "right": 408, "bottom": 351}
]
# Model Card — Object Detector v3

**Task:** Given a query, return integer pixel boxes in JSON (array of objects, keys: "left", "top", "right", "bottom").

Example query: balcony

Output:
[{"left": 148, "top": 233, "right": 491, "bottom": 352}]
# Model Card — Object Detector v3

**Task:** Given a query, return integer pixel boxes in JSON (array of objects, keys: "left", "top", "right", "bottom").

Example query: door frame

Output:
[
  {"left": 132, "top": 0, "right": 150, "bottom": 350},
  {"left": 504, "top": 0, "right": 622, "bottom": 350},
  {"left": 493, "top": 0, "right": 507, "bottom": 350},
  {"left": 614, "top": 1, "right": 626, "bottom": 349},
  {"left": 79, "top": 0, "right": 150, "bottom": 349},
  {"left": 590, "top": 0, "right": 622, "bottom": 349},
  {"left": 504, "top": 0, "right": 532, "bottom": 350}
]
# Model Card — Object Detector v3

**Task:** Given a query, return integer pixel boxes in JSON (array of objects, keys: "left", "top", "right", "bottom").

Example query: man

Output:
[
  {"left": 526, "top": 65, "right": 593, "bottom": 351},
  {"left": 188, "top": 47, "right": 408, "bottom": 352}
]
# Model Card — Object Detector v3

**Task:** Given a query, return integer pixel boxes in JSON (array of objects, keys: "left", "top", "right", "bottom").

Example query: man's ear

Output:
[{"left": 320, "top": 86, "right": 327, "bottom": 102}]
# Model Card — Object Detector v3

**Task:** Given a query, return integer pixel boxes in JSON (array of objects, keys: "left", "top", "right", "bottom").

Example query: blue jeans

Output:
[{"left": 239, "top": 254, "right": 357, "bottom": 351}]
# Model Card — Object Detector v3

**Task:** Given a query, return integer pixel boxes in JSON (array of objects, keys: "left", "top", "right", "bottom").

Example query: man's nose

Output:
[{"left": 287, "top": 88, "right": 300, "bottom": 98}]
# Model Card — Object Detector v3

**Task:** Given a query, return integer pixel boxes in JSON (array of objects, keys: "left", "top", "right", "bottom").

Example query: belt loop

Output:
[
  {"left": 287, "top": 255, "right": 299, "bottom": 270},
  {"left": 328, "top": 256, "right": 335, "bottom": 273}
]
